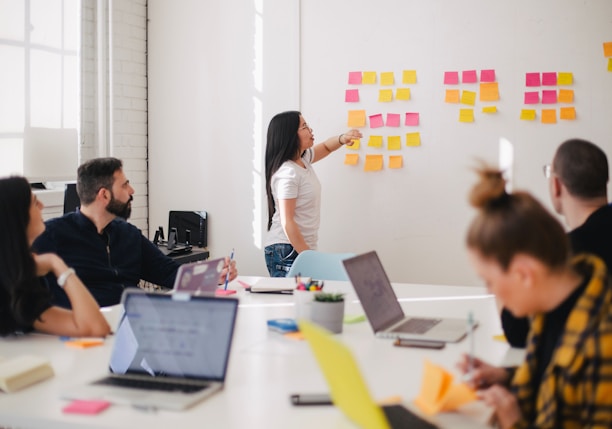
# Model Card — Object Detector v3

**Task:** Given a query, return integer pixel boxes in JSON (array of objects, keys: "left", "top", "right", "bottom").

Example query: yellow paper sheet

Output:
[
  {"left": 362, "top": 71, "right": 377, "bottom": 84},
  {"left": 482, "top": 106, "right": 497, "bottom": 113},
  {"left": 608, "top": 58, "right": 612, "bottom": 72},
  {"left": 388, "top": 155, "right": 403, "bottom": 169},
  {"left": 378, "top": 89, "right": 393, "bottom": 102},
  {"left": 520, "top": 109, "right": 536, "bottom": 121},
  {"left": 406, "top": 132, "right": 421, "bottom": 147},
  {"left": 344, "top": 153, "right": 359, "bottom": 165},
  {"left": 560, "top": 107, "right": 576, "bottom": 120},
  {"left": 541, "top": 109, "right": 557, "bottom": 124},
  {"left": 445, "top": 89, "right": 460, "bottom": 103},
  {"left": 479, "top": 82, "right": 499, "bottom": 101},
  {"left": 558, "top": 89, "right": 574, "bottom": 103},
  {"left": 402, "top": 70, "right": 417, "bottom": 84},
  {"left": 460, "top": 90, "right": 476, "bottom": 106},
  {"left": 557, "top": 72, "right": 573, "bottom": 85},
  {"left": 459, "top": 109, "right": 474, "bottom": 123},
  {"left": 348, "top": 110, "right": 366, "bottom": 127},
  {"left": 387, "top": 136, "right": 401, "bottom": 150},
  {"left": 380, "top": 72, "right": 395, "bottom": 86},
  {"left": 345, "top": 138, "right": 361, "bottom": 150},
  {"left": 364, "top": 155, "right": 383, "bottom": 172},
  {"left": 396, "top": 88, "right": 411, "bottom": 101},
  {"left": 368, "top": 135, "right": 383, "bottom": 148}
]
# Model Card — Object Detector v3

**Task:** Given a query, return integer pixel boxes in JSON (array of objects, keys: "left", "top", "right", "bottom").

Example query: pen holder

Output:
[
  {"left": 310, "top": 299, "right": 345, "bottom": 334},
  {"left": 294, "top": 289, "right": 321, "bottom": 321}
]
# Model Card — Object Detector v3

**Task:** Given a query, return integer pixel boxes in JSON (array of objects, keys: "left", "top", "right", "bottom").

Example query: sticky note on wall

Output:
[
  {"left": 348, "top": 110, "right": 366, "bottom": 127},
  {"left": 368, "top": 135, "right": 383, "bottom": 147},
  {"left": 445, "top": 89, "right": 460, "bottom": 103},
  {"left": 402, "top": 70, "right": 417, "bottom": 84},
  {"left": 388, "top": 156, "right": 403, "bottom": 169},
  {"left": 520, "top": 109, "right": 537, "bottom": 120},
  {"left": 378, "top": 89, "right": 393, "bottom": 102},
  {"left": 362, "top": 71, "right": 377, "bottom": 84},
  {"left": 396, "top": 88, "right": 411, "bottom": 100},
  {"left": 459, "top": 109, "right": 474, "bottom": 123},
  {"left": 604, "top": 42, "right": 612, "bottom": 57},
  {"left": 380, "top": 72, "right": 395, "bottom": 86},
  {"left": 406, "top": 132, "right": 421, "bottom": 147},
  {"left": 479, "top": 82, "right": 499, "bottom": 101},
  {"left": 541, "top": 109, "right": 557, "bottom": 124},
  {"left": 348, "top": 71, "right": 362, "bottom": 84},
  {"left": 364, "top": 155, "right": 383, "bottom": 172},
  {"left": 344, "top": 153, "right": 359, "bottom": 165},
  {"left": 560, "top": 107, "right": 576, "bottom": 120},
  {"left": 387, "top": 136, "right": 401, "bottom": 150}
]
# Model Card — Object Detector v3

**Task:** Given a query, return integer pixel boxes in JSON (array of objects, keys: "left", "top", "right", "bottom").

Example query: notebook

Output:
[
  {"left": 343, "top": 251, "right": 472, "bottom": 343},
  {"left": 61, "top": 290, "right": 239, "bottom": 411},
  {"left": 299, "top": 320, "right": 439, "bottom": 429},
  {"left": 172, "top": 257, "right": 225, "bottom": 295}
]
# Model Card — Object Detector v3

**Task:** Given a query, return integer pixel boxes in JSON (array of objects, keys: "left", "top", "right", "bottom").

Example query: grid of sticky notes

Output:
[
  {"left": 604, "top": 42, "right": 612, "bottom": 72},
  {"left": 443, "top": 69, "right": 499, "bottom": 122},
  {"left": 345, "top": 70, "right": 419, "bottom": 171},
  {"left": 520, "top": 72, "right": 576, "bottom": 123}
]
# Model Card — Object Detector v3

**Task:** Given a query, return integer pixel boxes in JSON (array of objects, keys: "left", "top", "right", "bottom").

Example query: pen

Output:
[
  {"left": 224, "top": 248, "right": 234, "bottom": 290},
  {"left": 467, "top": 311, "right": 475, "bottom": 381}
]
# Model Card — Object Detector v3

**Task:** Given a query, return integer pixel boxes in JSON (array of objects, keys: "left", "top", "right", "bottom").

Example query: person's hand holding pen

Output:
[
  {"left": 217, "top": 251, "right": 238, "bottom": 286},
  {"left": 456, "top": 354, "right": 510, "bottom": 389}
]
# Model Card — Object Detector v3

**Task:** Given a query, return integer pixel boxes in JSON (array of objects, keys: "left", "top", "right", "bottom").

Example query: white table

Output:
[{"left": 0, "top": 277, "right": 522, "bottom": 429}]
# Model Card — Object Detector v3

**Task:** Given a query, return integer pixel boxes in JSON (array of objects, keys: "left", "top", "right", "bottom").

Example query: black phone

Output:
[
  {"left": 290, "top": 393, "right": 333, "bottom": 406},
  {"left": 393, "top": 338, "right": 445, "bottom": 349}
]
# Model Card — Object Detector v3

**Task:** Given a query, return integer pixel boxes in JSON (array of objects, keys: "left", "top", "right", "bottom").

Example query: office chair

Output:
[{"left": 287, "top": 250, "right": 356, "bottom": 281}]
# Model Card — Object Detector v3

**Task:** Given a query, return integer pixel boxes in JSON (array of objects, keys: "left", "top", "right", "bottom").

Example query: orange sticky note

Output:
[
  {"left": 557, "top": 72, "right": 573, "bottom": 85},
  {"left": 380, "top": 72, "right": 395, "bottom": 86},
  {"left": 520, "top": 109, "right": 536, "bottom": 121},
  {"left": 479, "top": 82, "right": 499, "bottom": 101},
  {"left": 364, "top": 155, "right": 383, "bottom": 172},
  {"left": 387, "top": 136, "right": 401, "bottom": 150},
  {"left": 541, "top": 109, "right": 557, "bottom": 124},
  {"left": 558, "top": 89, "right": 574, "bottom": 103},
  {"left": 460, "top": 90, "right": 476, "bottom": 106},
  {"left": 345, "top": 138, "right": 360, "bottom": 150},
  {"left": 65, "top": 339, "right": 105, "bottom": 349},
  {"left": 344, "top": 153, "right": 359, "bottom": 165},
  {"left": 445, "top": 89, "right": 460, "bottom": 103},
  {"left": 604, "top": 42, "right": 612, "bottom": 57},
  {"left": 396, "top": 88, "right": 411, "bottom": 101},
  {"left": 560, "top": 107, "right": 576, "bottom": 120},
  {"left": 402, "top": 70, "right": 417, "bottom": 84},
  {"left": 388, "top": 155, "right": 403, "bottom": 169},
  {"left": 348, "top": 110, "right": 366, "bottom": 127},
  {"left": 378, "top": 89, "right": 393, "bottom": 102},
  {"left": 406, "top": 132, "right": 421, "bottom": 147},
  {"left": 459, "top": 109, "right": 474, "bottom": 123},
  {"left": 368, "top": 135, "right": 383, "bottom": 148},
  {"left": 362, "top": 71, "right": 377, "bottom": 84}
]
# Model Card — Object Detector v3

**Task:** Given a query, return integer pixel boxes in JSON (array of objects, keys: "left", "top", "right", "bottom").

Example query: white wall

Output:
[{"left": 148, "top": 0, "right": 612, "bottom": 284}]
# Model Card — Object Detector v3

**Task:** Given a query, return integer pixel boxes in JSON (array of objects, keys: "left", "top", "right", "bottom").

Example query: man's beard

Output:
[{"left": 107, "top": 194, "right": 133, "bottom": 219}]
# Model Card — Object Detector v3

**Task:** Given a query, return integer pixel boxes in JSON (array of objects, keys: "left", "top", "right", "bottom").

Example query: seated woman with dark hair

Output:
[{"left": 0, "top": 176, "right": 110, "bottom": 337}]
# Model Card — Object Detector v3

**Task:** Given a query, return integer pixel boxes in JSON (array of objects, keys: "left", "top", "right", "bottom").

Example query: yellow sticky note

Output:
[
  {"left": 396, "top": 88, "right": 411, "bottom": 101},
  {"left": 560, "top": 107, "right": 576, "bottom": 120},
  {"left": 378, "top": 89, "right": 393, "bottom": 102},
  {"left": 479, "top": 82, "right": 499, "bottom": 101},
  {"left": 557, "top": 72, "right": 573, "bottom": 85},
  {"left": 368, "top": 135, "right": 383, "bottom": 148},
  {"left": 362, "top": 71, "right": 377, "bottom": 84},
  {"left": 493, "top": 334, "right": 507, "bottom": 342},
  {"left": 402, "top": 70, "right": 417, "bottom": 84},
  {"left": 460, "top": 90, "right": 476, "bottom": 106},
  {"left": 345, "top": 138, "right": 360, "bottom": 150},
  {"left": 387, "top": 136, "right": 401, "bottom": 150},
  {"left": 364, "top": 155, "right": 383, "bottom": 172},
  {"left": 482, "top": 106, "right": 497, "bottom": 113},
  {"left": 604, "top": 42, "right": 612, "bottom": 57},
  {"left": 388, "top": 155, "right": 403, "bottom": 169},
  {"left": 380, "top": 72, "right": 395, "bottom": 86},
  {"left": 558, "top": 89, "right": 574, "bottom": 103},
  {"left": 406, "top": 132, "right": 421, "bottom": 147},
  {"left": 541, "top": 109, "right": 557, "bottom": 124},
  {"left": 445, "top": 89, "right": 460, "bottom": 103},
  {"left": 608, "top": 58, "right": 612, "bottom": 72},
  {"left": 520, "top": 109, "right": 536, "bottom": 121},
  {"left": 344, "top": 153, "right": 359, "bottom": 165},
  {"left": 347, "top": 110, "right": 366, "bottom": 127},
  {"left": 459, "top": 109, "right": 474, "bottom": 123}
]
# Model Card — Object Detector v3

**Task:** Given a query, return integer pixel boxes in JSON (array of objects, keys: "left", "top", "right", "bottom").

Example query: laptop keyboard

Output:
[
  {"left": 94, "top": 377, "right": 208, "bottom": 393},
  {"left": 393, "top": 318, "right": 441, "bottom": 334},
  {"left": 382, "top": 405, "right": 439, "bottom": 429}
]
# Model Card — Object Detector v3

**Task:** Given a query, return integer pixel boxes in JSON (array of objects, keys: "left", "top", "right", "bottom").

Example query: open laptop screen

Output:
[{"left": 110, "top": 292, "right": 238, "bottom": 381}]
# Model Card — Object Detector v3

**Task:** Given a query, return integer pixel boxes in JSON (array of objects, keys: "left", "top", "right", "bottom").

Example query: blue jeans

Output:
[{"left": 264, "top": 243, "right": 297, "bottom": 277}]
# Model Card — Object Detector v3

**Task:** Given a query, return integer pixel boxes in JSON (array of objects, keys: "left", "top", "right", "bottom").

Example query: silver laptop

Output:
[
  {"left": 172, "top": 257, "right": 224, "bottom": 295},
  {"left": 61, "top": 290, "right": 239, "bottom": 410},
  {"left": 343, "top": 251, "right": 471, "bottom": 343}
]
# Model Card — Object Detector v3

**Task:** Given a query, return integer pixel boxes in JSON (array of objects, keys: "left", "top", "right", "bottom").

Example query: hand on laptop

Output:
[
  {"left": 456, "top": 353, "right": 510, "bottom": 389},
  {"left": 218, "top": 257, "right": 238, "bottom": 285}
]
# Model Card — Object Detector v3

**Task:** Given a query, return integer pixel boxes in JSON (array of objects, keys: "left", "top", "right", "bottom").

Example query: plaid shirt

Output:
[{"left": 511, "top": 254, "right": 612, "bottom": 429}]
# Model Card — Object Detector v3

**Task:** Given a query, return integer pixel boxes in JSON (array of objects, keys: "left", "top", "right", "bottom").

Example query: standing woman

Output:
[
  {"left": 264, "top": 111, "right": 362, "bottom": 277},
  {"left": 0, "top": 176, "right": 110, "bottom": 337}
]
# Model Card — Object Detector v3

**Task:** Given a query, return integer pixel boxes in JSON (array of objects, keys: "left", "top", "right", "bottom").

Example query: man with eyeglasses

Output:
[{"left": 502, "top": 138, "right": 612, "bottom": 348}]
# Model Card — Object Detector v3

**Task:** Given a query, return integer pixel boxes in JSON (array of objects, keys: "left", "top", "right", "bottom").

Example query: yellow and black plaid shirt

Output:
[{"left": 511, "top": 254, "right": 612, "bottom": 429}]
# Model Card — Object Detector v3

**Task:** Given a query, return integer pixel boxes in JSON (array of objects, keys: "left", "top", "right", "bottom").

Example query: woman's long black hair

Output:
[
  {"left": 0, "top": 177, "right": 50, "bottom": 335},
  {"left": 264, "top": 111, "right": 301, "bottom": 231}
]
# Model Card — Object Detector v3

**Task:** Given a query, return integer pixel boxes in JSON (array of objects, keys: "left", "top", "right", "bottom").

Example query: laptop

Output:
[
  {"left": 61, "top": 290, "right": 239, "bottom": 411},
  {"left": 299, "top": 320, "right": 439, "bottom": 429},
  {"left": 172, "top": 257, "right": 225, "bottom": 295},
  {"left": 343, "top": 251, "right": 471, "bottom": 343}
]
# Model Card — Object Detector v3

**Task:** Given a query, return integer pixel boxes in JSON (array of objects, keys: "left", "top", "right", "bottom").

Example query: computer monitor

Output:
[
  {"left": 168, "top": 211, "right": 207, "bottom": 248},
  {"left": 63, "top": 183, "right": 80, "bottom": 214}
]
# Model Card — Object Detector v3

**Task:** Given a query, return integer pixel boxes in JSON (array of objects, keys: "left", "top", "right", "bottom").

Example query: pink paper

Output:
[
  {"left": 405, "top": 112, "right": 420, "bottom": 126},
  {"left": 348, "top": 71, "right": 362, "bottom": 85},
  {"left": 524, "top": 91, "right": 539, "bottom": 104},
  {"left": 542, "top": 90, "right": 557, "bottom": 104},
  {"left": 444, "top": 71, "right": 459, "bottom": 85},
  {"left": 386, "top": 113, "right": 401, "bottom": 127},
  {"left": 345, "top": 89, "right": 359, "bottom": 102},
  {"left": 480, "top": 69, "right": 495, "bottom": 82},
  {"left": 369, "top": 114, "right": 384, "bottom": 128},
  {"left": 462, "top": 70, "right": 477, "bottom": 83},
  {"left": 542, "top": 72, "right": 557, "bottom": 86},
  {"left": 525, "top": 72, "right": 541, "bottom": 87}
]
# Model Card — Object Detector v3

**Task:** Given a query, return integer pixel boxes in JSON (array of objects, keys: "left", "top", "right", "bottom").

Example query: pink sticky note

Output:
[
  {"left": 480, "top": 69, "right": 495, "bottom": 82},
  {"left": 542, "top": 90, "right": 557, "bottom": 104},
  {"left": 526, "top": 72, "right": 541, "bottom": 87},
  {"left": 405, "top": 112, "right": 420, "bottom": 126},
  {"left": 462, "top": 70, "right": 477, "bottom": 83},
  {"left": 524, "top": 91, "right": 539, "bottom": 104},
  {"left": 542, "top": 72, "right": 557, "bottom": 86},
  {"left": 63, "top": 400, "right": 111, "bottom": 415},
  {"left": 345, "top": 89, "right": 359, "bottom": 102},
  {"left": 348, "top": 71, "right": 362, "bottom": 85},
  {"left": 369, "top": 114, "right": 384, "bottom": 128},
  {"left": 444, "top": 71, "right": 459, "bottom": 85},
  {"left": 386, "top": 113, "right": 401, "bottom": 127}
]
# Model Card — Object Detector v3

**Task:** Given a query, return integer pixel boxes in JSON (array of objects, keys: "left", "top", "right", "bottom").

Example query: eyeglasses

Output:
[
  {"left": 299, "top": 123, "right": 312, "bottom": 131},
  {"left": 542, "top": 164, "right": 552, "bottom": 179}
]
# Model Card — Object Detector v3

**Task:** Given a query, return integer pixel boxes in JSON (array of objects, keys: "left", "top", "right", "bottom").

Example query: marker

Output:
[{"left": 224, "top": 248, "right": 234, "bottom": 290}]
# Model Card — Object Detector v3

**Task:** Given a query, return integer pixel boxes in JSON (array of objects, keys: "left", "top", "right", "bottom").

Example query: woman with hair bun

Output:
[{"left": 457, "top": 165, "right": 612, "bottom": 429}]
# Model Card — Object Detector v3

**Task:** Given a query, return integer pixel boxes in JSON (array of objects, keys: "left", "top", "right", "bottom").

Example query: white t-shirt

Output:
[{"left": 265, "top": 148, "right": 321, "bottom": 249}]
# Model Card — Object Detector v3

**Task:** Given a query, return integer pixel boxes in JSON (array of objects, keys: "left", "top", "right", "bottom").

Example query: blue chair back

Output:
[{"left": 287, "top": 250, "right": 356, "bottom": 281}]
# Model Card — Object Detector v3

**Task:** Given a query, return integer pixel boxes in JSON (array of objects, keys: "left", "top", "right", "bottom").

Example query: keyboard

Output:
[
  {"left": 382, "top": 404, "right": 440, "bottom": 429},
  {"left": 392, "top": 318, "right": 441, "bottom": 334},
  {"left": 94, "top": 376, "right": 208, "bottom": 393}
]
